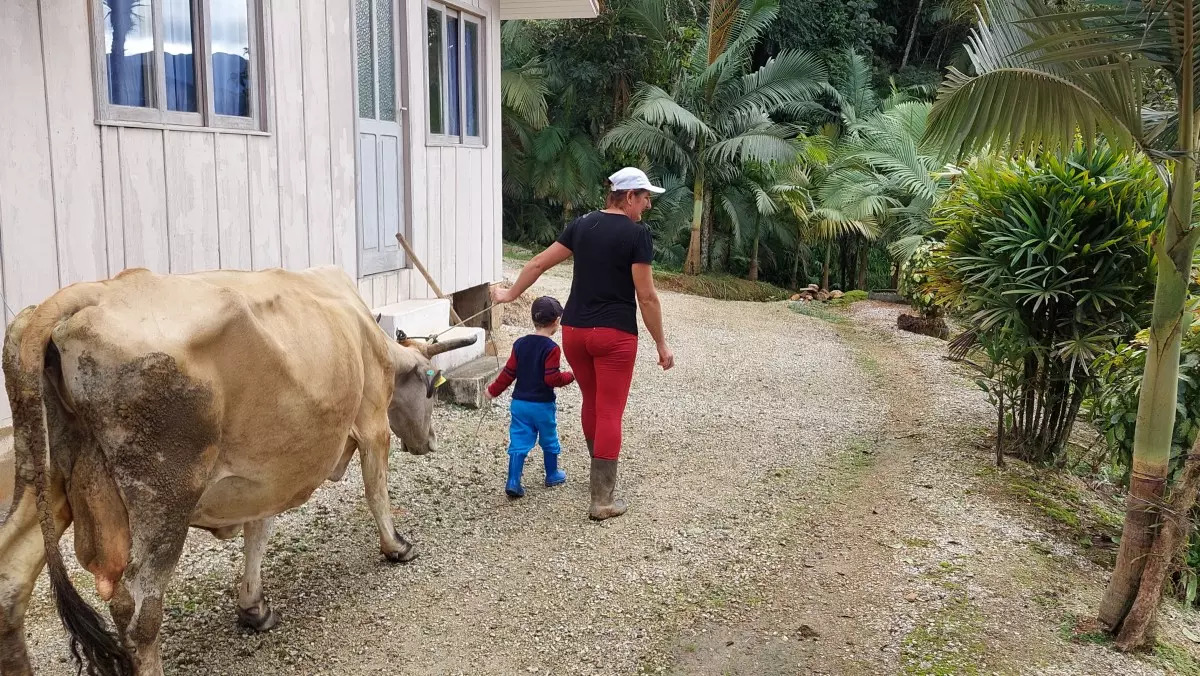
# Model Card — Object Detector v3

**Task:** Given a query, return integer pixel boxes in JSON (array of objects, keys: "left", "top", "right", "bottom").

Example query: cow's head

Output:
[{"left": 385, "top": 333, "right": 478, "bottom": 455}]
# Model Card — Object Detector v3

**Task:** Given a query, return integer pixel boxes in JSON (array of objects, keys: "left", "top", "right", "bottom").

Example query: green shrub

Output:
[
  {"left": 898, "top": 239, "right": 941, "bottom": 317},
  {"left": 930, "top": 143, "right": 1160, "bottom": 464},
  {"left": 829, "top": 290, "right": 869, "bottom": 306}
]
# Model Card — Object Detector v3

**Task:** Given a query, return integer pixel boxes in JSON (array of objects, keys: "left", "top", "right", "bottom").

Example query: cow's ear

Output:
[{"left": 422, "top": 368, "right": 443, "bottom": 398}]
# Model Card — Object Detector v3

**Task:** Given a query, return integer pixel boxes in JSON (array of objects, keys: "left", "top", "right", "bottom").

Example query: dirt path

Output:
[
  {"left": 662, "top": 302, "right": 1175, "bottom": 675},
  {"left": 16, "top": 264, "right": 1195, "bottom": 675}
]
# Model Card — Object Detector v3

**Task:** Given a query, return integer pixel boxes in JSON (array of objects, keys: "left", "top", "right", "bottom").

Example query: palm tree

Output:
[
  {"left": 600, "top": 0, "right": 828, "bottom": 274},
  {"left": 922, "top": 0, "right": 1198, "bottom": 648},
  {"left": 778, "top": 51, "right": 947, "bottom": 291},
  {"left": 500, "top": 23, "right": 606, "bottom": 243}
]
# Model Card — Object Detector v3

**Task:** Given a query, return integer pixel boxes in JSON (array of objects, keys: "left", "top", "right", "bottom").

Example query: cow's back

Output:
[{"left": 51, "top": 266, "right": 391, "bottom": 527}]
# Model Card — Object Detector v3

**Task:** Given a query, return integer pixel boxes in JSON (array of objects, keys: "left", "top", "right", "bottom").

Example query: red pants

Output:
[{"left": 562, "top": 326, "right": 637, "bottom": 461}]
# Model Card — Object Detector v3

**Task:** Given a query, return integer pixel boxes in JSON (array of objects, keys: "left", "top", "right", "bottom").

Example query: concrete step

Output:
[
  {"left": 374, "top": 298, "right": 452, "bottom": 342},
  {"left": 429, "top": 326, "right": 487, "bottom": 374},
  {"left": 439, "top": 354, "right": 502, "bottom": 409}
]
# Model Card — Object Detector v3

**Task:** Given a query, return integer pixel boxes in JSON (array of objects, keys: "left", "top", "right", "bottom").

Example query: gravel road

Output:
[{"left": 16, "top": 261, "right": 1193, "bottom": 675}]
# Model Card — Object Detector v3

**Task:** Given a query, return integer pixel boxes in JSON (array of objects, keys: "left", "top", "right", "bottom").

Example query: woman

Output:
[{"left": 491, "top": 167, "right": 675, "bottom": 521}]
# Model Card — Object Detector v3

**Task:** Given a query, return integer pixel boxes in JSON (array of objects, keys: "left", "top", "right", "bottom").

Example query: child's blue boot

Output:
[
  {"left": 544, "top": 450, "right": 567, "bottom": 487},
  {"left": 505, "top": 452, "right": 527, "bottom": 498}
]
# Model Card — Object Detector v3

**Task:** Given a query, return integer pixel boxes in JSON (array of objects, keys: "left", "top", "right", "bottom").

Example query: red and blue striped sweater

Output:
[{"left": 487, "top": 334, "right": 575, "bottom": 402}]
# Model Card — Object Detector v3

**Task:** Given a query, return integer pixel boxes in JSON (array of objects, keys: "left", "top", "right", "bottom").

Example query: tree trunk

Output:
[
  {"left": 684, "top": 164, "right": 706, "bottom": 275},
  {"left": 856, "top": 245, "right": 869, "bottom": 291},
  {"left": 791, "top": 239, "right": 810, "bottom": 289},
  {"left": 1100, "top": 25, "right": 1200, "bottom": 634},
  {"left": 702, "top": 187, "right": 714, "bottom": 272},
  {"left": 1116, "top": 450, "right": 1200, "bottom": 651},
  {"left": 790, "top": 244, "right": 801, "bottom": 289},
  {"left": 900, "top": 0, "right": 925, "bottom": 70},
  {"left": 822, "top": 245, "right": 832, "bottom": 291},
  {"left": 839, "top": 242, "right": 850, "bottom": 291},
  {"left": 996, "top": 390, "right": 1006, "bottom": 468},
  {"left": 749, "top": 217, "right": 761, "bottom": 282}
]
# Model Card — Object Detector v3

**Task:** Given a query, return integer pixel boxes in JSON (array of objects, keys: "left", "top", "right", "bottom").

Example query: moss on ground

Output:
[
  {"left": 828, "top": 290, "right": 870, "bottom": 307},
  {"left": 984, "top": 461, "right": 1122, "bottom": 568},
  {"left": 653, "top": 270, "right": 792, "bottom": 302},
  {"left": 1152, "top": 640, "right": 1200, "bottom": 675},
  {"left": 901, "top": 595, "right": 987, "bottom": 675},
  {"left": 1058, "top": 614, "right": 1112, "bottom": 647},
  {"left": 790, "top": 301, "right": 848, "bottom": 324}
]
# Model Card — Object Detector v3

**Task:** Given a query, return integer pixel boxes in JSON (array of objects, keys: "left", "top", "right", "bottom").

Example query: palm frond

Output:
[
  {"left": 500, "top": 58, "right": 549, "bottom": 130},
  {"left": 717, "top": 49, "right": 828, "bottom": 119},
  {"left": 600, "top": 118, "right": 694, "bottom": 173},
  {"left": 923, "top": 0, "right": 1148, "bottom": 160},
  {"left": 627, "top": 84, "right": 715, "bottom": 140},
  {"left": 702, "top": 127, "right": 799, "bottom": 166}
]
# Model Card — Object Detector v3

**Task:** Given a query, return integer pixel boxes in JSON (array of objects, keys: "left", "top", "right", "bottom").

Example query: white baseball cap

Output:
[{"left": 608, "top": 167, "right": 665, "bottom": 194}]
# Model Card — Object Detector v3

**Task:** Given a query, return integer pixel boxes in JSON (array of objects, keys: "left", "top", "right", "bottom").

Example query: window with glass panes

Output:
[
  {"left": 92, "top": 0, "right": 264, "bottom": 131},
  {"left": 425, "top": 1, "right": 483, "bottom": 145}
]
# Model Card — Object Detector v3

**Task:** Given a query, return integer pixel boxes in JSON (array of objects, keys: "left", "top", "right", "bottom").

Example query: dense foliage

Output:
[
  {"left": 928, "top": 144, "right": 1159, "bottom": 464},
  {"left": 500, "top": 0, "right": 977, "bottom": 290}
]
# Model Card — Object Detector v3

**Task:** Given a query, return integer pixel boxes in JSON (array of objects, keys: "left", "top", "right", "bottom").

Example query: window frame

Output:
[
  {"left": 424, "top": 0, "right": 486, "bottom": 148},
  {"left": 89, "top": 0, "right": 269, "bottom": 133}
]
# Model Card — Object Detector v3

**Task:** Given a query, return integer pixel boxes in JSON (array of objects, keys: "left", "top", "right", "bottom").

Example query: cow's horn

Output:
[{"left": 423, "top": 335, "right": 479, "bottom": 358}]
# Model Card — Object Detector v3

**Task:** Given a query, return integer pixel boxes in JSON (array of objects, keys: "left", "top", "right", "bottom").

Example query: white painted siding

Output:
[
  {"left": 500, "top": 0, "right": 599, "bottom": 20},
  {"left": 0, "top": 0, "right": 509, "bottom": 425},
  {"left": 361, "top": 0, "right": 503, "bottom": 308}
]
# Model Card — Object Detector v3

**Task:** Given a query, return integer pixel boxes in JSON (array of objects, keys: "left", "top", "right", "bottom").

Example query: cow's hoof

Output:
[
  {"left": 383, "top": 534, "right": 419, "bottom": 564},
  {"left": 237, "top": 603, "right": 280, "bottom": 632}
]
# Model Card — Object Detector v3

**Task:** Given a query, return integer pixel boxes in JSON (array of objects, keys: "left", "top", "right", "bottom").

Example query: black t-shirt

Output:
[{"left": 556, "top": 211, "right": 654, "bottom": 336}]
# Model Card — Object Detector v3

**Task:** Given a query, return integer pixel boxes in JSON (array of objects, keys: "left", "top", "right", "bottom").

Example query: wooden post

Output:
[{"left": 395, "top": 232, "right": 464, "bottom": 325}]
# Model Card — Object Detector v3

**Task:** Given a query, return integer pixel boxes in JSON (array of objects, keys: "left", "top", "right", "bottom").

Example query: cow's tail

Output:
[{"left": 4, "top": 284, "right": 135, "bottom": 676}]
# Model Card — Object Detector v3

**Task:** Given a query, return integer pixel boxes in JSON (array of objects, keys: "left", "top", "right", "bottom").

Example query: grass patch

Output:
[
  {"left": 502, "top": 242, "right": 536, "bottom": 261},
  {"left": 828, "top": 289, "right": 870, "bottom": 307},
  {"left": 1058, "top": 613, "right": 1112, "bottom": 646},
  {"left": 1008, "top": 479, "right": 1081, "bottom": 529},
  {"left": 992, "top": 465, "right": 1123, "bottom": 568},
  {"left": 901, "top": 596, "right": 987, "bottom": 675},
  {"left": 1152, "top": 639, "right": 1200, "bottom": 676},
  {"left": 845, "top": 437, "right": 877, "bottom": 470},
  {"left": 790, "top": 301, "right": 848, "bottom": 324},
  {"left": 653, "top": 270, "right": 792, "bottom": 302}
]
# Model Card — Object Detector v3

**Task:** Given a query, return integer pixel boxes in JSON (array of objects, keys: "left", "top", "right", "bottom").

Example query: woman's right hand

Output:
[
  {"left": 490, "top": 284, "right": 514, "bottom": 305},
  {"left": 656, "top": 343, "right": 675, "bottom": 371}
]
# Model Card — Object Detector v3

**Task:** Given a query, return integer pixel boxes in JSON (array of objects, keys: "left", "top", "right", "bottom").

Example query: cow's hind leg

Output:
[
  {"left": 359, "top": 428, "right": 417, "bottom": 563},
  {"left": 0, "top": 481, "right": 70, "bottom": 676},
  {"left": 235, "top": 517, "right": 279, "bottom": 631},
  {"left": 108, "top": 522, "right": 190, "bottom": 676}
]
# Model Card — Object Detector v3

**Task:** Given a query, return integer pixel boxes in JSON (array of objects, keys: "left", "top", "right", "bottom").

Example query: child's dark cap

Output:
[{"left": 531, "top": 296, "right": 564, "bottom": 326}]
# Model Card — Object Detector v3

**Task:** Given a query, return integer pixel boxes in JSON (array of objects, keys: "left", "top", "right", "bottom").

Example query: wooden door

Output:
[{"left": 356, "top": 0, "right": 405, "bottom": 275}]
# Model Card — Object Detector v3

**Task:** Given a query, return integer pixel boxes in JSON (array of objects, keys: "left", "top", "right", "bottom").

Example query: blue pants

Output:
[{"left": 507, "top": 399, "right": 561, "bottom": 458}]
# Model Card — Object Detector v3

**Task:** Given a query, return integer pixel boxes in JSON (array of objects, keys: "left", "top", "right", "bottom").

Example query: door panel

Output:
[{"left": 357, "top": 0, "right": 405, "bottom": 276}]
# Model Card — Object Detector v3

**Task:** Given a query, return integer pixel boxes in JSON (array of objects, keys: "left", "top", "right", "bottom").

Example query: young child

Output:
[{"left": 486, "top": 296, "right": 576, "bottom": 498}]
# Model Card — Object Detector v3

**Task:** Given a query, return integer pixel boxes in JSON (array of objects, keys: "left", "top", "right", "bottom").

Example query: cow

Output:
[{"left": 0, "top": 265, "right": 477, "bottom": 676}]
